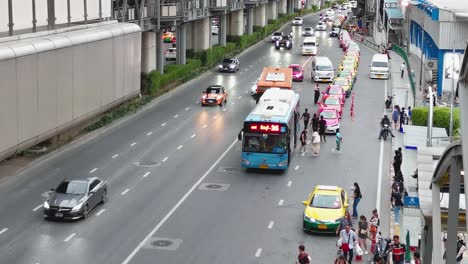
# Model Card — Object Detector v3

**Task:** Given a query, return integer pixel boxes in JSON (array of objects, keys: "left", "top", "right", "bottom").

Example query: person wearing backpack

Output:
[{"left": 296, "top": 244, "right": 311, "bottom": 264}]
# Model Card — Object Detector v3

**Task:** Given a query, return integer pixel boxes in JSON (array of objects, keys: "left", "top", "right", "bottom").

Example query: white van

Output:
[
  {"left": 302, "top": 37, "right": 318, "bottom": 55},
  {"left": 369, "top": 54, "right": 390, "bottom": 79},
  {"left": 311, "top": 56, "right": 334, "bottom": 82}
]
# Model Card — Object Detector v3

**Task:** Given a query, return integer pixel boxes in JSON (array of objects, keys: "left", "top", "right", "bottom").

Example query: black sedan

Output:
[
  {"left": 218, "top": 58, "right": 240, "bottom": 72},
  {"left": 43, "top": 177, "right": 107, "bottom": 220}
]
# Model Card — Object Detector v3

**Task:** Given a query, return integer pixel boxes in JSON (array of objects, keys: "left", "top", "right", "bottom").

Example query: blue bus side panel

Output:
[{"left": 241, "top": 152, "right": 288, "bottom": 170}]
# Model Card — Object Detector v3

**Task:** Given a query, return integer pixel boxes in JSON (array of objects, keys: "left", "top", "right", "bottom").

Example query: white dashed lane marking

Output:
[
  {"left": 202, "top": 124, "right": 208, "bottom": 128},
  {"left": 185, "top": 107, "right": 190, "bottom": 110},
  {"left": 143, "top": 172, "right": 151, "bottom": 178},
  {"left": 174, "top": 115, "right": 179, "bottom": 118},
  {"left": 64, "top": 233, "right": 76, "bottom": 242},
  {"left": 90, "top": 168, "right": 98, "bottom": 173},
  {"left": 268, "top": 221, "right": 274, "bottom": 229},
  {"left": 96, "top": 209, "right": 106, "bottom": 216},
  {"left": 287, "top": 181, "right": 292, "bottom": 187},
  {"left": 146, "top": 132, "right": 152, "bottom": 136},
  {"left": 238, "top": 96, "right": 242, "bottom": 99},
  {"left": 121, "top": 189, "right": 130, "bottom": 195},
  {"left": 162, "top": 157, "right": 169, "bottom": 162},
  {"left": 112, "top": 154, "right": 119, "bottom": 159},
  {"left": 130, "top": 142, "right": 136, "bottom": 147},
  {"left": 161, "top": 123, "right": 167, "bottom": 127},
  {"left": 32, "top": 204, "right": 43, "bottom": 211},
  {"left": 231, "top": 102, "right": 235, "bottom": 105},
  {"left": 0, "top": 228, "right": 8, "bottom": 236},
  {"left": 278, "top": 199, "right": 284, "bottom": 206},
  {"left": 177, "top": 145, "right": 183, "bottom": 150},
  {"left": 190, "top": 134, "right": 196, "bottom": 138},
  {"left": 223, "top": 109, "right": 227, "bottom": 112},
  {"left": 295, "top": 165, "right": 299, "bottom": 170},
  {"left": 255, "top": 248, "right": 262, "bottom": 257}
]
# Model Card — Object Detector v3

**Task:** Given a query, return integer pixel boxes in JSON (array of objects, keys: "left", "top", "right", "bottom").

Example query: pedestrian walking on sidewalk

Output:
[
  {"left": 314, "top": 83, "right": 320, "bottom": 104},
  {"left": 400, "top": 62, "right": 405, "bottom": 78},
  {"left": 301, "top": 108, "right": 311, "bottom": 129},
  {"left": 300, "top": 128, "right": 308, "bottom": 153},
  {"left": 391, "top": 190, "right": 404, "bottom": 225},
  {"left": 392, "top": 106, "right": 400, "bottom": 130},
  {"left": 319, "top": 116, "right": 327, "bottom": 142},
  {"left": 399, "top": 107, "right": 406, "bottom": 131},
  {"left": 407, "top": 106, "right": 412, "bottom": 125},
  {"left": 369, "top": 209, "right": 380, "bottom": 243},
  {"left": 351, "top": 182, "right": 362, "bottom": 218},
  {"left": 339, "top": 225, "right": 358, "bottom": 263},
  {"left": 390, "top": 235, "right": 406, "bottom": 264},
  {"left": 337, "top": 211, "right": 353, "bottom": 235},
  {"left": 357, "top": 215, "right": 369, "bottom": 255},
  {"left": 296, "top": 244, "right": 311, "bottom": 264},
  {"left": 334, "top": 255, "right": 349, "bottom": 264},
  {"left": 413, "top": 251, "right": 421, "bottom": 264},
  {"left": 311, "top": 114, "right": 319, "bottom": 132},
  {"left": 332, "top": 128, "right": 343, "bottom": 154},
  {"left": 311, "top": 130, "right": 321, "bottom": 156}
]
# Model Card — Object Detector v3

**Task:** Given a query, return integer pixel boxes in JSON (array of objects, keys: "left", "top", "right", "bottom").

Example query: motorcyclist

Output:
[
  {"left": 379, "top": 114, "right": 395, "bottom": 139},
  {"left": 319, "top": 13, "right": 323, "bottom": 20}
]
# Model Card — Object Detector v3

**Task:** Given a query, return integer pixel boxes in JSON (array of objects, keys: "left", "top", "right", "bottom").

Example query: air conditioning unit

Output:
[{"left": 425, "top": 60, "right": 437, "bottom": 70}]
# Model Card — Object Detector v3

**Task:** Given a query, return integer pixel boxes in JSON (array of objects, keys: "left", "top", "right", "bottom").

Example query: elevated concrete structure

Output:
[
  {"left": 186, "top": 17, "right": 210, "bottom": 50},
  {"left": 246, "top": 8, "right": 254, "bottom": 35},
  {"left": 254, "top": 4, "right": 267, "bottom": 27},
  {"left": 229, "top": 9, "right": 245, "bottom": 36},
  {"left": 141, "top": 32, "right": 156, "bottom": 73},
  {"left": 278, "top": 0, "right": 287, "bottom": 14},
  {"left": 267, "top": 1, "right": 278, "bottom": 21}
]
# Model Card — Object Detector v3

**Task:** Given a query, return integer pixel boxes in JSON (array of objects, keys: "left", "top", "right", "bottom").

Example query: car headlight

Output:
[
  {"left": 43, "top": 201, "right": 50, "bottom": 209},
  {"left": 71, "top": 203, "right": 84, "bottom": 213},
  {"left": 218, "top": 65, "right": 223, "bottom": 68},
  {"left": 286, "top": 41, "right": 290, "bottom": 44},
  {"left": 229, "top": 65, "right": 235, "bottom": 68},
  {"left": 242, "top": 158, "right": 250, "bottom": 165},
  {"left": 278, "top": 160, "right": 288, "bottom": 167},
  {"left": 304, "top": 215, "right": 316, "bottom": 222}
]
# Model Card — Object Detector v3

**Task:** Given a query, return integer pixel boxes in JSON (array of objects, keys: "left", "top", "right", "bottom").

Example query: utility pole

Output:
[
  {"left": 427, "top": 87, "right": 433, "bottom": 147},
  {"left": 419, "top": 12, "right": 425, "bottom": 91}
]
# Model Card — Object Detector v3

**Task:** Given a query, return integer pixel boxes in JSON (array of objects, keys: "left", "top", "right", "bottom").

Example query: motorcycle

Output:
[
  {"left": 382, "top": 124, "right": 389, "bottom": 141},
  {"left": 368, "top": 232, "right": 392, "bottom": 263}
]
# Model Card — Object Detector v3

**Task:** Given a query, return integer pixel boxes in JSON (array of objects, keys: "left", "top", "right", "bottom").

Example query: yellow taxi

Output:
[
  {"left": 345, "top": 50, "right": 360, "bottom": 61},
  {"left": 333, "top": 77, "right": 353, "bottom": 97},
  {"left": 342, "top": 56, "right": 359, "bottom": 67},
  {"left": 339, "top": 60, "right": 358, "bottom": 71},
  {"left": 302, "top": 185, "right": 349, "bottom": 234}
]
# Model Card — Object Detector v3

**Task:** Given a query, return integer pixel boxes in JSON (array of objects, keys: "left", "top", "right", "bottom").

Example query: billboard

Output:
[{"left": 442, "top": 51, "right": 463, "bottom": 92}]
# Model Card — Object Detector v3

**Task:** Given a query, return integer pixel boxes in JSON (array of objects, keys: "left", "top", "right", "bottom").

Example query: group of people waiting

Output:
[{"left": 299, "top": 108, "right": 329, "bottom": 156}]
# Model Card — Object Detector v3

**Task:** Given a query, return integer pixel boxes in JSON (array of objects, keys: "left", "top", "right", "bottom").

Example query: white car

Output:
[
  {"left": 303, "top": 27, "right": 314, "bottom": 36},
  {"left": 212, "top": 25, "right": 219, "bottom": 35},
  {"left": 292, "top": 17, "right": 303, "bottom": 26},
  {"left": 250, "top": 78, "right": 259, "bottom": 96},
  {"left": 324, "top": 14, "right": 333, "bottom": 21},
  {"left": 271, "top": 32, "right": 283, "bottom": 42},
  {"left": 326, "top": 9, "right": 335, "bottom": 16},
  {"left": 165, "top": 48, "right": 176, "bottom": 61},
  {"left": 315, "top": 22, "right": 327, "bottom": 31}
]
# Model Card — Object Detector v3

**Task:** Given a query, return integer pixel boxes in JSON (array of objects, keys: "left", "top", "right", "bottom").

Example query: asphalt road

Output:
[{"left": 0, "top": 9, "right": 393, "bottom": 264}]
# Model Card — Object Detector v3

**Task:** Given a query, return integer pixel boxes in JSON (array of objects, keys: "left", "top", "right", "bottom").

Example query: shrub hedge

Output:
[{"left": 411, "top": 107, "right": 460, "bottom": 135}]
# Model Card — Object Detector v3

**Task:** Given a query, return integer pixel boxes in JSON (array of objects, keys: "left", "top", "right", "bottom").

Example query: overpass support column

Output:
[
  {"left": 229, "top": 10, "right": 244, "bottom": 36},
  {"left": 278, "top": 0, "right": 287, "bottom": 15},
  {"left": 254, "top": 4, "right": 266, "bottom": 27},
  {"left": 155, "top": 30, "right": 164, "bottom": 74},
  {"left": 219, "top": 13, "right": 227, "bottom": 46},
  {"left": 267, "top": 1, "right": 278, "bottom": 21},
  {"left": 141, "top": 31, "right": 156, "bottom": 73},
  {"left": 176, "top": 23, "right": 186, "bottom": 64},
  {"left": 247, "top": 8, "right": 254, "bottom": 35},
  {"left": 193, "top": 17, "right": 210, "bottom": 50}
]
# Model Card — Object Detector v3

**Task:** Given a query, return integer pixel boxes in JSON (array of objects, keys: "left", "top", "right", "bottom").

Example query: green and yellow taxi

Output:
[
  {"left": 342, "top": 56, "right": 359, "bottom": 68},
  {"left": 302, "top": 185, "right": 349, "bottom": 234},
  {"left": 345, "top": 50, "right": 360, "bottom": 61},
  {"left": 336, "top": 71, "right": 355, "bottom": 84},
  {"left": 339, "top": 60, "right": 357, "bottom": 71},
  {"left": 333, "top": 77, "right": 353, "bottom": 97}
]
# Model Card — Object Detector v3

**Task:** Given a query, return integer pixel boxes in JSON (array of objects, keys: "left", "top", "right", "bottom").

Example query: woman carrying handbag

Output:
[{"left": 357, "top": 215, "right": 369, "bottom": 255}]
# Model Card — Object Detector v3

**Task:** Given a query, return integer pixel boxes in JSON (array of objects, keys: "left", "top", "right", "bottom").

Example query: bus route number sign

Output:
[{"left": 248, "top": 123, "right": 284, "bottom": 133}]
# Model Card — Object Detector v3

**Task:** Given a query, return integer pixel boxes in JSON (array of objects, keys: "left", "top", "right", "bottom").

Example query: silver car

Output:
[
  {"left": 303, "top": 27, "right": 314, "bottom": 36},
  {"left": 43, "top": 177, "right": 107, "bottom": 220}
]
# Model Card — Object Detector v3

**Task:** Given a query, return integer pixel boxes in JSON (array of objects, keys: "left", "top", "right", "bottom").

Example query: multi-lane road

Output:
[{"left": 0, "top": 11, "right": 393, "bottom": 264}]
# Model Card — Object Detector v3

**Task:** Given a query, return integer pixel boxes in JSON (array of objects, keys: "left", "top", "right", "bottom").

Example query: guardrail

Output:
[{"left": 392, "top": 44, "right": 416, "bottom": 104}]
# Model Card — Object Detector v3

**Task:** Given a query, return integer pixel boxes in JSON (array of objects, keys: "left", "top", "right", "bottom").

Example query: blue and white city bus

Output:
[{"left": 240, "top": 88, "right": 300, "bottom": 170}]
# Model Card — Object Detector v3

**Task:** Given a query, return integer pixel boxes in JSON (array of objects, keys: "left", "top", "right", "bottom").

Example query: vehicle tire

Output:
[
  {"left": 201, "top": 103, "right": 205, "bottom": 107},
  {"left": 83, "top": 205, "right": 89, "bottom": 219},
  {"left": 101, "top": 190, "right": 107, "bottom": 204}
]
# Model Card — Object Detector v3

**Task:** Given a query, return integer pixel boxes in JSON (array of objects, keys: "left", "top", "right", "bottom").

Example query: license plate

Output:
[
  {"left": 208, "top": 99, "right": 214, "bottom": 102},
  {"left": 259, "top": 164, "right": 269, "bottom": 169},
  {"left": 377, "top": 74, "right": 383, "bottom": 78},
  {"left": 318, "top": 224, "right": 327, "bottom": 229},
  {"left": 55, "top": 213, "right": 63, "bottom": 217}
]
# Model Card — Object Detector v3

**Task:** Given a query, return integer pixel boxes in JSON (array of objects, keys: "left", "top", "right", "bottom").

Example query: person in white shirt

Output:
[
  {"left": 400, "top": 62, "right": 405, "bottom": 78},
  {"left": 339, "top": 225, "right": 358, "bottom": 263}
]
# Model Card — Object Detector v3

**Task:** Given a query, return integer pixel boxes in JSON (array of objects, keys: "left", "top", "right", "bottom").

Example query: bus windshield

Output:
[{"left": 243, "top": 133, "right": 287, "bottom": 154}]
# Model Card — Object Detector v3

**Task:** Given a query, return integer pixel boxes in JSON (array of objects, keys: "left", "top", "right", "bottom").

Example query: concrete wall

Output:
[
  {"left": 141, "top": 31, "right": 156, "bottom": 73},
  {"left": 0, "top": 0, "right": 112, "bottom": 33},
  {"left": 230, "top": 10, "right": 244, "bottom": 36},
  {"left": 0, "top": 22, "right": 141, "bottom": 161}
]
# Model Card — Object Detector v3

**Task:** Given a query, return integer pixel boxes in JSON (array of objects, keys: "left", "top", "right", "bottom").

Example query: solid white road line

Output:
[
  {"left": 89, "top": 168, "right": 98, "bottom": 173},
  {"left": 177, "top": 145, "right": 183, "bottom": 150},
  {"left": 32, "top": 204, "right": 43, "bottom": 211},
  {"left": 255, "top": 248, "right": 262, "bottom": 257},
  {"left": 278, "top": 199, "right": 284, "bottom": 206},
  {"left": 121, "top": 138, "right": 238, "bottom": 264},
  {"left": 295, "top": 165, "right": 299, "bottom": 170},
  {"left": 302, "top": 55, "right": 314, "bottom": 68},
  {"left": 64, "top": 233, "right": 76, "bottom": 242},
  {"left": 223, "top": 109, "right": 227, "bottom": 112},
  {"left": 190, "top": 134, "right": 196, "bottom": 138},
  {"left": 130, "top": 142, "right": 136, "bottom": 147},
  {"left": 376, "top": 80, "right": 388, "bottom": 213},
  {"left": 146, "top": 132, "right": 153, "bottom": 136},
  {"left": 0, "top": 228, "right": 8, "bottom": 236},
  {"left": 202, "top": 124, "right": 208, "bottom": 128},
  {"left": 121, "top": 189, "right": 130, "bottom": 195},
  {"left": 287, "top": 181, "right": 292, "bottom": 187},
  {"left": 112, "top": 154, "right": 119, "bottom": 159},
  {"left": 162, "top": 157, "right": 169, "bottom": 162},
  {"left": 96, "top": 209, "right": 106, "bottom": 216},
  {"left": 268, "top": 221, "right": 274, "bottom": 229},
  {"left": 185, "top": 107, "right": 190, "bottom": 110},
  {"left": 174, "top": 115, "right": 179, "bottom": 118},
  {"left": 143, "top": 172, "right": 151, "bottom": 178},
  {"left": 161, "top": 123, "right": 167, "bottom": 127}
]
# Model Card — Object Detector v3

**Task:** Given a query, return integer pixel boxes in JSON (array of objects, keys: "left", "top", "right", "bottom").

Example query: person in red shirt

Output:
[
  {"left": 296, "top": 244, "right": 310, "bottom": 264},
  {"left": 413, "top": 251, "right": 421, "bottom": 264},
  {"left": 390, "top": 235, "right": 406, "bottom": 264}
]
